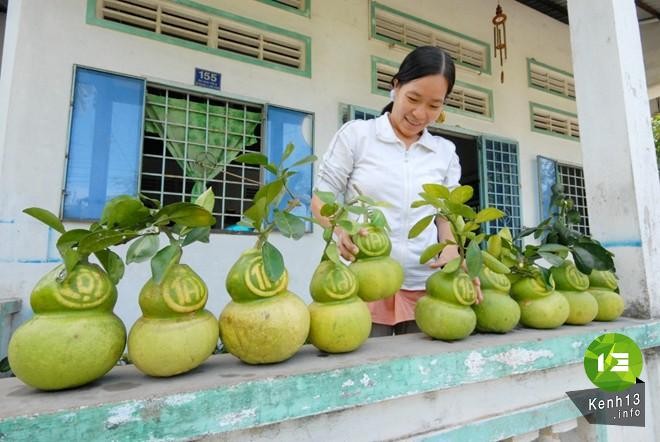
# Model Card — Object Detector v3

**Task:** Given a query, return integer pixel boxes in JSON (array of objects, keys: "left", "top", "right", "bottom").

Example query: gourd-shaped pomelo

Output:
[
  {"left": 349, "top": 226, "right": 404, "bottom": 302},
  {"left": 510, "top": 271, "right": 569, "bottom": 329},
  {"left": 8, "top": 264, "right": 126, "bottom": 390},
  {"left": 415, "top": 270, "right": 477, "bottom": 341},
  {"left": 589, "top": 269, "right": 624, "bottom": 321},
  {"left": 128, "top": 264, "right": 218, "bottom": 377},
  {"left": 473, "top": 267, "right": 520, "bottom": 333},
  {"left": 308, "top": 260, "right": 371, "bottom": 353},
  {"left": 551, "top": 261, "right": 598, "bottom": 325},
  {"left": 219, "top": 249, "right": 310, "bottom": 364}
]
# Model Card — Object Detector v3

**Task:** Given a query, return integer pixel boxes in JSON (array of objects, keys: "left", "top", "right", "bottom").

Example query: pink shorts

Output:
[{"left": 367, "top": 289, "right": 426, "bottom": 326}]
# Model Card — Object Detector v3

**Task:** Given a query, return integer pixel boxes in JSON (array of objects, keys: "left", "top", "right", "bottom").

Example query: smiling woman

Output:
[{"left": 311, "top": 46, "right": 481, "bottom": 337}]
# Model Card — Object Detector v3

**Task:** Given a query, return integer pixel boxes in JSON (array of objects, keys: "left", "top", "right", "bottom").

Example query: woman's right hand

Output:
[{"left": 335, "top": 227, "right": 368, "bottom": 262}]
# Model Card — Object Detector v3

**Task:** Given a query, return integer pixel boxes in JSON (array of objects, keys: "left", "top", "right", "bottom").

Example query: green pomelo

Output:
[
  {"left": 219, "top": 291, "right": 310, "bottom": 364},
  {"left": 128, "top": 310, "right": 218, "bottom": 377},
  {"left": 590, "top": 289, "right": 625, "bottom": 321},
  {"left": 517, "top": 292, "right": 569, "bottom": 329},
  {"left": 415, "top": 295, "right": 476, "bottom": 341},
  {"left": 473, "top": 289, "right": 521, "bottom": 333},
  {"left": 558, "top": 290, "right": 598, "bottom": 325},
  {"left": 226, "top": 249, "right": 289, "bottom": 302},
  {"left": 30, "top": 264, "right": 117, "bottom": 313},
  {"left": 589, "top": 270, "right": 618, "bottom": 290},
  {"left": 139, "top": 264, "right": 207, "bottom": 317},
  {"left": 309, "top": 261, "right": 358, "bottom": 303},
  {"left": 551, "top": 262, "right": 589, "bottom": 291},
  {"left": 8, "top": 312, "right": 126, "bottom": 390},
  {"left": 308, "top": 297, "right": 371, "bottom": 353},
  {"left": 478, "top": 267, "right": 511, "bottom": 292},
  {"left": 426, "top": 271, "right": 476, "bottom": 306},
  {"left": 352, "top": 226, "right": 392, "bottom": 259},
  {"left": 510, "top": 274, "right": 555, "bottom": 301},
  {"left": 349, "top": 257, "right": 403, "bottom": 302}
]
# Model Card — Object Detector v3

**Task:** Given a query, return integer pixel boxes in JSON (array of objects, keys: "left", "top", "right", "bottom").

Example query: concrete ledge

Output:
[{"left": 0, "top": 318, "right": 658, "bottom": 441}]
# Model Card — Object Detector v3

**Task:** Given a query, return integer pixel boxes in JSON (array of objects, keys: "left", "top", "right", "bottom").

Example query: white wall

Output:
[
  {"left": 0, "top": 11, "right": 5, "bottom": 68},
  {"left": 0, "top": 0, "right": 583, "bottom": 329}
]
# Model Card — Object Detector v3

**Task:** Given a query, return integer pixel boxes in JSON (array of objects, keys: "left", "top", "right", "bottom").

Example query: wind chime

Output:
[{"left": 492, "top": 2, "right": 507, "bottom": 83}]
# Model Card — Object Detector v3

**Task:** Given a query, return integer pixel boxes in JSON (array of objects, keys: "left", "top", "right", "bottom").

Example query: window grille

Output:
[
  {"left": 97, "top": 0, "right": 308, "bottom": 73},
  {"left": 339, "top": 104, "right": 379, "bottom": 124},
  {"left": 531, "top": 103, "right": 580, "bottom": 140},
  {"left": 141, "top": 86, "right": 263, "bottom": 231},
  {"left": 480, "top": 138, "right": 522, "bottom": 237},
  {"left": 557, "top": 163, "right": 590, "bottom": 235},
  {"left": 259, "top": 0, "right": 308, "bottom": 15},
  {"left": 528, "top": 59, "right": 576, "bottom": 100},
  {"left": 371, "top": 2, "right": 489, "bottom": 73}
]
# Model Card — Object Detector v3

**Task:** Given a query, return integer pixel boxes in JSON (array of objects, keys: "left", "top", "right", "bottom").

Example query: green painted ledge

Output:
[{"left": 0, "top": 319, "right": 658, "bottom": 441}]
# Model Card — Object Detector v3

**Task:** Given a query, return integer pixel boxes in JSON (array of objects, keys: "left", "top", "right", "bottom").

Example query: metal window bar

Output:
[
  {"left": 141, "top": 86, "right": 263, "bottom": 231},
  {"left": 557, "top": 164, "right": 590, "bottom": 236}
]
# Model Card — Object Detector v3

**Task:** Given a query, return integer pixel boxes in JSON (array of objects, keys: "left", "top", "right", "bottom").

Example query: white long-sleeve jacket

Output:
[{"left": 316, "top": 114, "right": 461, "bottom": 290}]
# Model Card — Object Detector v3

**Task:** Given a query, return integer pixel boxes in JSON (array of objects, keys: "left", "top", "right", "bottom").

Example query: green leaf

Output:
[
  {"left": 449, "top": 185, "right": 474, "bottom": 204},
  {"left": 56, "top": 229, "right": 90, "bottom": 258},
  {"left": 23, "top": 208, "right": 65, "bottom": 234},
  {"left": 126, "top": 234, "right": 160, "bottom": 264},
  {"left": 264, "top": 163, "right": 278, "bottom": 175},
  {"left": 441, "top": 257, "right": 461, "bottom": 274},
  {"left": 515, "top": 226, "right": 538, "bottom": 240},
  {"left": 446, "top": 201, "right": 477, "bottom": 219},
  {"left": 234, "top": 153, "right": 269, "bottom": 165},
  {"left": 408, "top": 215, "right": 434, "bottom": 239},
  {"left": 155, "top": 203, "right": 216, "bottom": 227},
  {"left": 194, "top": 187, "right": 216, "bottom": 213},
  {"left": 151, "top": 244, "right": 182, "bottom": 284},
  {"left": 411, "top": 200, "right": 430, "bottom": 208},
  {"left": 356, "top": 195, "right": 378, "bottom": 206},
  {"left": 315, "top": 190, "right": 336, "bottom": 205},
  {"left": 78, "top": 230, "right": 138, "bottom": 255},
  {"left": 474, "top": 207, "right": 505, "bottom": 224},
  {"left": 345, "top": 205, "right": 368, "bottom": 215},
  {"left": 320, "top": 203, "right": 339, "bottom": 217},
  {"left": 537, "top": 266, "right": 554, "bottom": 290},
  {"left": 291, "top": 154, "right": 317, "bottom": 168},
  {"left": 322, "top": 227, "right": 333, "bottom": 242},
  {"left": 254, "top": 179, "right": 284, "bottom": 207},
  {"left": 368, "top": 209, "right": 388, "bottom": 229},
  {"left": 182, "top": 226, "right": 211, "bottom": 246},
  {"left": 422, "top": 183, "right": 450, "bottom": 199},
  {"left": 281, "top": 142, "right": 295, "bottom": 164},
  {"left": 324, "top": 243, "right": 340, "bottom": 264},
  {"left": 274, "top": 210, "right": 305, "bottom": 240},
  {"left": 139, "top": 193, "right": 162, "bottom": 209},
  {"left": 473, "top": 233, "right": 486, "bottom": 244},
  {"left": 539, "top": 251, "right": 565, "bottom": 267},
  {"left": 243, "top": 198, "right": 268, "bottom": 229},
  {"left": 94, "top": 250, "right": 125, "bottom": 285},
  {"left": 420, "top": 242, "right": 448, "bottom": 264},
  {"left": 466, "top": 241, "right": 483, "bottom": 278},
  {"left": 572, "top": 242, "right": 614, "bottom": 274},
  {"left": 101, "top": 197, "right": 150, "bottom": 229},
  {"left": 337, "top": 219, "right": 359, "bottom": 235},
  {"left": 418, "top": 192, "right": 443, "bottom": 208},
  {"left": 262, "top": 241, "right": 285, "bottom": 282},
  {"left": 538, "top": 243, "right": 569, "bottom": 253}
]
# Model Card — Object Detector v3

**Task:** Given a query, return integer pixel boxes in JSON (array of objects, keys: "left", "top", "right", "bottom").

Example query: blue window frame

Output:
[
  {"left": 63, "top": 67, "right": 145, "bottom": 220},
  {"left": 265, "top": 106, "right": 314, "bottom": 230}
]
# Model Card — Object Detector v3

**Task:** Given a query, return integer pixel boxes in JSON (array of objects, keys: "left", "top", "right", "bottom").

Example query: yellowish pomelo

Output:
[
  {"left": 309, "top": 261, "right": 358, "bottom": 303},
  {"left": 591, "top": 289, "right": 625, "bottom": 321},
  {"left": 352, "top": 226, "right": 392, "bottom": 259},
  {"left": 473, "top": 289, "right": 521, "bottom": 333},
  {"left": 518, "top": 292, "right": 569, "bottom": 329},
  {"left": 349, "top": 257, "right": 403, "bottom": 302},
  {"left": 226, "top": 249, "right": 288, "bottom": 302},
  {"left": 415, "top": 295, "right": 476, "bottom": 341},
  {"left": 8, "top": 312, "right": 126, "bottom": 390},
  {"left": 219, "top": 292, "right": 310, "bottom": 364},
  {"left": 128, "top": 310, "right": 218, "bottom": 377},
  {"left": 308, "top": 297, "right": 371, "bottom": 353},
  {"left": 558, "top": 290, "right": 598, "bottom": 325}
]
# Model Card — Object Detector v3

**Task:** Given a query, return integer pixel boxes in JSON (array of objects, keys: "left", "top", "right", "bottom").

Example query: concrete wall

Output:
[{"left": 0, "top": 0, "right": 585, "bottom": 330}]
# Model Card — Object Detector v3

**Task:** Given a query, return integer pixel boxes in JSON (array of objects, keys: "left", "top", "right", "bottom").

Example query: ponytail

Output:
[{"left": 380, "top": 101, "right": 394, "bottom": 116}]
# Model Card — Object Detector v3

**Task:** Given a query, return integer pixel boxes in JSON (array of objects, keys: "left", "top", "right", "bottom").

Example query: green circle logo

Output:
[{"left": 584, "top": 333, "right": 643, "bottom": 392}]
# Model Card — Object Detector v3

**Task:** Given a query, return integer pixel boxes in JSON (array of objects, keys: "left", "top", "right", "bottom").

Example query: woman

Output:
[{"left": 311, "top": 46, "right": 482, "bottom": 337}]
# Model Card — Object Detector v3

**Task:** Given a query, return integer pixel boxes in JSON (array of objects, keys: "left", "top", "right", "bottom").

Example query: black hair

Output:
[{"left": 380, "top": 46, "right": 456, "bottom": 115}]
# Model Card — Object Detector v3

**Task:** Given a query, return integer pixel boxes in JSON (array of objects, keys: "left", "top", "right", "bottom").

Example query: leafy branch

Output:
[
  {"left": 232, "top": 143, "right": 316, "bottom": 282},
  {"left": 408, "top": 184, "right": 504, "bottom": 279},
  {"left": 515, "top": 183, "right": 614, "bottom": 274}
]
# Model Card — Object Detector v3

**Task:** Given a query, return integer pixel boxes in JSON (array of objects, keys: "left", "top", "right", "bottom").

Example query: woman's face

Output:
[{"left": 389, "top": 74, "right": 449, "bottom": 143}]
